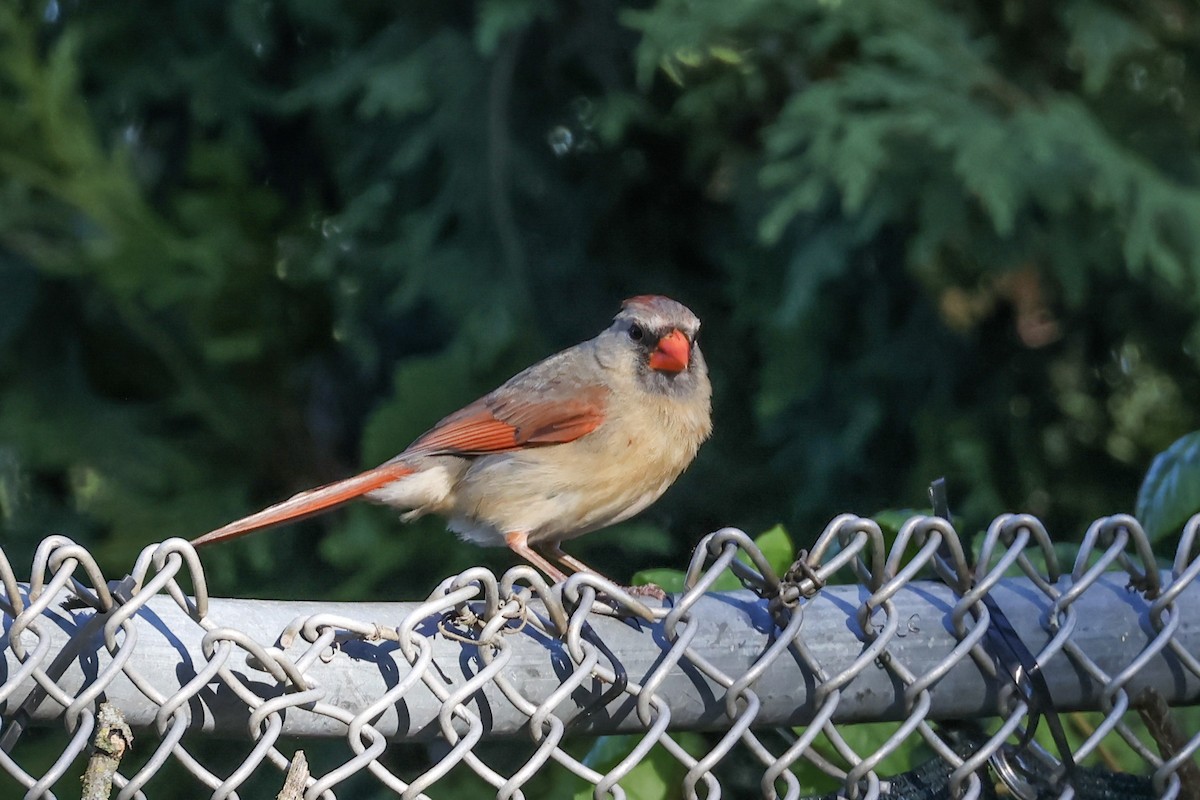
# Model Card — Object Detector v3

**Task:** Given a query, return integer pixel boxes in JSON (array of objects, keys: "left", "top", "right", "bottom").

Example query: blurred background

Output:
[{"left": 1, "top": 0, "right": 1198, "bottom": 601}]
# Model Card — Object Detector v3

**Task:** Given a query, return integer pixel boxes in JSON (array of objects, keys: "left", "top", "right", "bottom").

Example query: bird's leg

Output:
[
  {"left": 505, "top": 531, "right": 569, "bottom": 583},
  {"left": 543, "top": 542, "right": 667, "bottom": 601},
  {"left": 543, "top": 543, "right": 603, "bottom": 577}
]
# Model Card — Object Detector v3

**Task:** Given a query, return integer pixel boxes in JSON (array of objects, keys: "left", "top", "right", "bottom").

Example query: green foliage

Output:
[
  {"left": 633, "top": 524, "right": 794, "bottom": 592},
  {"left": 1, "top": 0, "right": 1198, "bottom": 609},
  {"left": 1136, "top": 431, "right": 1200, "bottom": 543},
  {"left": 631, "top": 0, "right": 1200, "bottom": 297},
  {"left": 574, "top": 732, "right": 707, "bottom": 800}
]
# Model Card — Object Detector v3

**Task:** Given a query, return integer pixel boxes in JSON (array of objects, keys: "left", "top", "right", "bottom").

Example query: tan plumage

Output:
[{"left": 192, "top": 295, "right": 712, "bottom": 584}]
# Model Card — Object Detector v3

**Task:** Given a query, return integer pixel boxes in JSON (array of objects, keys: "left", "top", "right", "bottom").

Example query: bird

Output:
[{"left": 192, "top": 295, "right": 712, "bottom": 589}]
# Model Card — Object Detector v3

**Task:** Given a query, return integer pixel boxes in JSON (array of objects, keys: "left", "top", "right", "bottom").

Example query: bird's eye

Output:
[{"left": 628, "top": 322, "right": 645, "bottom": 342}]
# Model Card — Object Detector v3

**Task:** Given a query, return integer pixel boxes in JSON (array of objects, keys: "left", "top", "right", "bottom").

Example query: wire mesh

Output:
[{"left": 1, "top": 513, "right": 1198, "bottom": 799}]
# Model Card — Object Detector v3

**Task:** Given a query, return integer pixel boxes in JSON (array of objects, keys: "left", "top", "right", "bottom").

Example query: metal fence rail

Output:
[{"left": 1, "top": 513, "right": 1199, "bottom": 799}]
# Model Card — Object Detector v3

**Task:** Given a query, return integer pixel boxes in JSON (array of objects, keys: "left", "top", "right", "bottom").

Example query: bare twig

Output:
[
  {"left": 276, "top": 750, "right": 309, "bottom": 800},
  {"left": 80, "top": 703, "right": 132, "bottom": 800},
  {"left": 1136, "top": 688, "right": 1200, "bottom": 800}
]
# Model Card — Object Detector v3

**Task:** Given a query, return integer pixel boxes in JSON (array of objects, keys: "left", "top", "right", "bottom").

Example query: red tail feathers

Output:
[{"left": 191, "top": 463, "right": 414, "bottom": 547}]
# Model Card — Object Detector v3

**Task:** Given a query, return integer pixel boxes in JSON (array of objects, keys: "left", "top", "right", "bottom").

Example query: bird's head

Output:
[{"left": 602, "top": 295, "right": 709, "bottom": 400}]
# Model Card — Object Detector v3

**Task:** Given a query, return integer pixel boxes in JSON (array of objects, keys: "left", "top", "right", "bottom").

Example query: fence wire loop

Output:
[
  {"left": 2, "top": 512, "right": 1198, "bottom": 799},
  {"left": 435, "top": 590, "right": 530, "bottom": 646},
  {"left": 819, "top": 513, "right": 888, "bottom": 591},
  {"left": 771, "top": 551, "right": 823, "bottom": 615}
]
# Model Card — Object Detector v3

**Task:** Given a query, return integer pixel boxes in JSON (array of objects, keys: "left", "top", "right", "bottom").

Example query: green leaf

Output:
[
  {"left": 828, "top": 722, "right": 930, "bottom": 774},
  {"left": 633, "top": 526, "right": 794, "bottom": 593},
  {"left": 872, "top": 509, "right": 921, "bottom": 537},
  {"left": 630, "top": 567, "right": 689, "bottom": 593},
  {"left": 1136, "top": 431, "right": 1200, "bottom": 542},
  {"left": 576, "top": 733, "right": 706, "bottom": 800},
  {"left": 747, "top": 524, "right": 793, "bottom": 578}
]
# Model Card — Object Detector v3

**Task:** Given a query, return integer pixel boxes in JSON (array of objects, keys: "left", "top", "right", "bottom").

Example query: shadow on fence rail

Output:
[{"left": 1, "top": 513, "right": 1199, "bottom": 799}]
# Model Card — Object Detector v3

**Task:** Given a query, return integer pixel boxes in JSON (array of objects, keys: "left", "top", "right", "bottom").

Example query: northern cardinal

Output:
[{"left": 192, "top": 295, "right": 712, "bottom": 586}]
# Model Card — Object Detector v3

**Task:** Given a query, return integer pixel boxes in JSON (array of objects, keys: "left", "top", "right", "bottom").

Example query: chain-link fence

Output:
[{"left": 2, "top": 513, "right": 1199, "bottom": 799}]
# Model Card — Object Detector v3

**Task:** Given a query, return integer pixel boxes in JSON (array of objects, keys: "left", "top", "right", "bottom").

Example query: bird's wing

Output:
[{"left": 406, "top": 382, "right": 609, "bottom": 456}]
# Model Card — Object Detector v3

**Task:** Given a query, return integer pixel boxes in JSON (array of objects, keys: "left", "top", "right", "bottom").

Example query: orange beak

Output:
[{"left": 649, "top": 329, "right": 690, "bottom": 373}]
